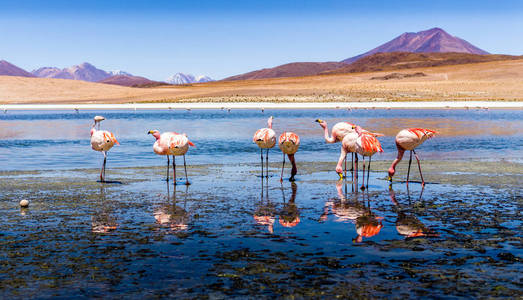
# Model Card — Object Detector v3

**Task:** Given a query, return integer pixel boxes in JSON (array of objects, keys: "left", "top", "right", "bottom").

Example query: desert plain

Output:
[{"left": 1, "top": 59, "right": 523, "bottom": 104}]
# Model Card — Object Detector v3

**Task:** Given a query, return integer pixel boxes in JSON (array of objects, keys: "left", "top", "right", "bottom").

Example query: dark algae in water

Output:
[{"left": 0, "top": 160, "right": 521, "bottom": 298}]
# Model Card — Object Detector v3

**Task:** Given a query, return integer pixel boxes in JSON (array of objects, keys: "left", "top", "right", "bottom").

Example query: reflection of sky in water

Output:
[{"left": 0, "top": 109, "right": 521, "bottom": 171}]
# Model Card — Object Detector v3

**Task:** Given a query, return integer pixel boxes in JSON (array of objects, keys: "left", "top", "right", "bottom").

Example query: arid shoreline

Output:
[{"left": 1, "top": 101, "right": 522, "bottom": 111}]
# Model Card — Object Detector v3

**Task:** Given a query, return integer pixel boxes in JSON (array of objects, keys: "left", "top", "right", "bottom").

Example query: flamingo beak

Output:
[
  {"left": 338, "top": 173, "right": 344, "bottom": 180},
  {"left": 387, "top": 176, "right": 392, "bottom": 182},
  {"left": 315, "top": 119, "right": 322, "bottom": 123},
  {"left": 147, "top": 130, "right": 154, "bottom": 134}
]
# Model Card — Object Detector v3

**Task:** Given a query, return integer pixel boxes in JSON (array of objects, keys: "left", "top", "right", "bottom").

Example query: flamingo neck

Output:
[
  {"left": 287, "top": 154, "right": 297, "bottom": 176},
  {"left": 388, "top": 146, "right": 405, "bottom": 176},
  {"left": 152, "top": 132, "right": 161, "bottom": 140},
  {"left": 322, "top": 123, "right": 336, "bottom": 143},
  {"left": 267, "top": 118, "right": 273, "bottom": 129}
]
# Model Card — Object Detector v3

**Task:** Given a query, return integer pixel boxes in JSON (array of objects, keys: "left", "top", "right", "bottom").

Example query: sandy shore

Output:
[{"left": 1, "top": 101, "right": 522, "bottom": 111}]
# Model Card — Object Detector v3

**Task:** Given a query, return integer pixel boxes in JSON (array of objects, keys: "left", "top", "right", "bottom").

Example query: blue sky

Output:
[{"left": 1, "top": 0, "right": 522, "bottom": 80}]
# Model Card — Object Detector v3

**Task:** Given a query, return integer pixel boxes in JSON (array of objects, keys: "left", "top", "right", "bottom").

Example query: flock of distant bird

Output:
[{"left": 90, "top": 115, "right": 437, "bottom": 188}]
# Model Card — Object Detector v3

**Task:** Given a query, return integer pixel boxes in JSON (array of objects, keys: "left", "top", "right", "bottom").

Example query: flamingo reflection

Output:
[
  {"left": 279, "top": 182, "right": 300, "bottom": 228},
  {"left": 91, "top": 186, "right": 118, "bottom": 233},
  {"left": 320, "top": 182, "right": 383, "bottom": 243},
  {"left": 389, "top": 186, "right": 438, "bottom": 239},
  {"left": 254, "top": 177, "right": 276, "bottom": 233},
  {"left": 154, "top": 182, "right": 190, "bottom": 231}
]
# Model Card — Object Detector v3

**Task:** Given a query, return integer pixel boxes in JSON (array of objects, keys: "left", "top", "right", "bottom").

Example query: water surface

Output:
[{"left": 0, "top": 109, "right": 521, "bottom": 298}]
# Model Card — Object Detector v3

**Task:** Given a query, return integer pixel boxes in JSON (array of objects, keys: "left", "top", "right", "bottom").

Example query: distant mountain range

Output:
[
  {"left": 0, "top": 60, "right": 35, "bottom": 77},
  {"left": 0, "top": 27, "right": 513, "bottom": 84},
  {"left": 224, "top": 27, "right": 493, "bottom": 81},
  {"left": 165, "top": 73, "right": 214, "bottom": 85},
  {"left": 32, "top": 62, "right": 113, "bottom": 82},
  {"left": 0, "top": 61, "right": 213, "bottom": 87}
]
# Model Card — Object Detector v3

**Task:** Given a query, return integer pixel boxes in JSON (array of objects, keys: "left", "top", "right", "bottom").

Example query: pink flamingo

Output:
[
  {"left": 253, "top": 116, "right": 276, "bottom": 178},
  {"left": 148, "top": 130, "right": 195, "bottom": 185},
  {"left": 315, "top": 119, "right": 360, "bottom": 177},
  {"left": 388, "top": 128, "right": 437, "bottom": 186},
  {"left": 90, "top": 116, "right": 119, "bottom": 182},
  {"left": 278, "top": 132, "right": 300, "bottom": 182},
  {"left": 354, "top": 125, "right": 383, "bottom": 190}
]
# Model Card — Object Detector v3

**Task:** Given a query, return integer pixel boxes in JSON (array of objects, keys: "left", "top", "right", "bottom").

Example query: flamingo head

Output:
[
  {"left": 147, "top": 130, "right": 161, "bottom": 139},
  {"left": 352, "top": 125, "right": 363, "bottom": 135},
  {"left": 387, "top": 167, "right": 395, "bottom": 181},
  {"left": 93, "top": 116, "right": 105, "bottom": 125},
  {"left": 315, "top": 119, "right": 327, "bottom": 128}
]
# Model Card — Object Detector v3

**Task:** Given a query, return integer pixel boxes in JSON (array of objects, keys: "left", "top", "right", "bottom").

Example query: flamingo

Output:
[
  {"left": 278, "top": 132, "right": 300, "bottom": 182},
  {"left": 90, "top": 116, "right": 119, "bottom": 182},
  {"left": 354, "top": 125, "right": 383, "bottom": 190},
  {"left": 315, "top": 119, "right": 360, "bottom": 178},
  {"left": 388, "top": 128, "right": 437, "bottom": 186},
  {"left": 253, "top": 116, "right": 276, "bottom": 178},
  {"left": 148, "top": 130, "right": 195, "bottom": 185}
]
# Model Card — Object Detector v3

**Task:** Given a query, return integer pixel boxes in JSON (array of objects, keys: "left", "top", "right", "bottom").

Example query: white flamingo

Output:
[
  {"left": 148, "top": 130, "right": 195, "bottom": 185},
  {"left": 90, "top": 116, "right": 119, "bottom": 182},
  {"left": 278, "top": 132, "right": 300, "bottom": 182},
  {"left": 253, "top": 116, "right": 276, "bottom": 178}
]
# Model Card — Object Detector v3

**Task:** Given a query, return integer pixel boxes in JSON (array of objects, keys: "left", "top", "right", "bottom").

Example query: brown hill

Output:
[
  {"left": 342, "top": 27, "right": 489, "bottom": 64},
  {"left": 223, "top": 62, "right": 347, "bottom": 81},
  {"left": 323, "top": 52, "right": 522, "bottom": 75},
  {"left": 0, "top": 60, "right": 35, "bottom": 77},
  {"left": 98, "top": 75, "right": 168, "bottom": 87}
]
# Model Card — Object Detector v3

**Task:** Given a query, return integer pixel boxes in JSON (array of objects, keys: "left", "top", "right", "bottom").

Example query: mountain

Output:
[
  {"left": 223, "top": 62, "right": 347, "bottom": 81},
  {"left": 108, "top": 70, "right": 132, "bottom": 76},
  {"left": 342, "top": 27, "right": 489, "bottom": 64},
  {"left": 166, "top": 73, "right": 214, "bottom": 85},
  {"left": 98, "top": 75, "right": 167, "bottom": 87},
  {"left": 0, "top": 60, "right": 35, "bottom": 77},
  {"left": 32, "top": 62, "right": 111, "bottom": 82},
  {"left": 196, "top": 75, "right": 213, "bottom": 83},
  {"left": 323, "top": 52, "right": 521, "bottom": 75}
]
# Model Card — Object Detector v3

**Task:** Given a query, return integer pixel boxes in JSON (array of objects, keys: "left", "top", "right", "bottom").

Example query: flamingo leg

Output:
[
  {"left": 367, "top": 156, "right": 371, "bottom": 189},
  {"left": 100, "top": 151, "right": 107, "bottom": 182},
  {"left": 166, "top": 156, "right": 170, "bottom": 181},
  {"left": 406, "top": 151, "right": 413, "bottom": 186},
  {"left": 260, "top": 148, "right": 264, "bottom": 178},
  {"left": 351, "top": 153, "right": 354, "bottom": 186},
  {"left": 354, "top": 154, "right": 359, "bottom": 191},
  {"left": 413, "top": 150, "right": 425, "bottom": 186},
  {"left": 103, "top": 152, "right": 107, "bottom": 181},
  {"left": 183, "top": 154, "right": 190, "bottom": 185},
  {"left": 280, "top": 152, "right": 285, "bottom": 183},
  {"left": 265, "top": 149, "right": 269, "bottom": 178},
  {"left": 173, "top": 155, "right": 176, "bottom": 185},
  {"left": 344, "top": 153, "right": 347, "bottom": 180},
  {"left": 361, "top": 156, "right": 366, "bottom": 190}
]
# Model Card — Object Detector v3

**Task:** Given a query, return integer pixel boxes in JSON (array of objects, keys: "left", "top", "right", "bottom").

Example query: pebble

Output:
[{"left": 20, "top": 199, "right": 29, "bottom": 207}]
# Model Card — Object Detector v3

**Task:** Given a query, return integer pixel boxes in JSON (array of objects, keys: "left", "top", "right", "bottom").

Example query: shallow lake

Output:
[{"left": 0, "top": 109, "right": 521, "bottom": 298}]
